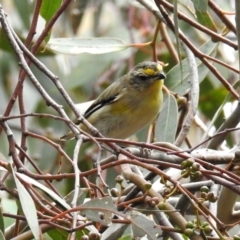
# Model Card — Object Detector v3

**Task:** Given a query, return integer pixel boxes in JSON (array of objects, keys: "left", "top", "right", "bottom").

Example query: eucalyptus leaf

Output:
[
  {"left": 40, "top": 0, "right": 62, "bottom": 23},
  {"left": 191, "top": 0, "right": 217, "bottom": 31},
  {"left": 15, "top": 173, "right": 72, "bottom": 210},
  {"left": 15, "top": 173, "right": 98, "bottom": 232},
  {"left": 101, "top": 223, "right": 129, "bottom": 240},
  {"left": 39, "top": 0, "right": 62, "bottom": 44},
  {"left": 178, "top": 0, "right": 196, "bottom": 16},
  {"left": 130, "top": 211, "right": 161, "bottom": 240},
  {"left": 195, "top": 11, "right": 217, "bottom": 32},
  {"left": 64, "top": 188, "right": 88, "bottom": 206},
  {"left": 48, "top": 228, "right": 84, "bottom": 240},
  {"left": 80, "top": 197, "right": 117, "bottom": 226},
  {"left": 11, "top": 168, "right": 40, "bottom": 240},
  {"left": 0, "top": 230, "right": 5, "bottom": 240},
  {"left": 155, "top": 93, "right": 178, "bottom": 143},
  {"left": 48, "top": 38, "right": 130, "bottom": 55},
  {"left": 166, "top": 40, "right": 218, "bottom": 95},
  {"left": 191, "top": 0, "right": 208, "bottom": 12},
  {"left": 0, "top": 199, "right": 4, "bottom": 234}
]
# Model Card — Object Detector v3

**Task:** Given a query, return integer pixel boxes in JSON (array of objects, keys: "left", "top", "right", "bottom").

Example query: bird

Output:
[{"left": 61, "top": 61, "right": 166, "bottom": 140}]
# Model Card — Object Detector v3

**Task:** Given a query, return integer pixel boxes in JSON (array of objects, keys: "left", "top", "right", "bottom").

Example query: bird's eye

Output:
[{"left": 137, "top": 73, "right": 149, "bottom": 80}]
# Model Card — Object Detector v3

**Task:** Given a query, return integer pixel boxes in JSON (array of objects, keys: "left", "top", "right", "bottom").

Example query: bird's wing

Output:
[{"left": 84, "top": 76, "right": 125, "bottom": 119}]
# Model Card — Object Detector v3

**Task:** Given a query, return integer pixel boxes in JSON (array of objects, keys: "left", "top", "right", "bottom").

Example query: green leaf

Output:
[
  {"left": 191, "top": 0, "right": 217, "bottom": 31},
  {"left": 0, "top": 230, "right": 5, "bottom": 240},
  {"left": 166, "top": 40, "right": 218, "bottom": 95},
  {"left": 47, "top": 229, "right": 68, "bottom": 240},
  {"left": 80, "top": 197, "right": 117, "bottom": 226},
  {"left": 40, "top": 0, "right": 62, "bottom": 23},
  {"left": 0, "top": 29, "right": 24, "bottom": 53},
  {"left": 101, "top": 223, "right": 129, "bottom": 240},
  {"left": 15, "top": 173, "right": 98, "bottom": 233},
  {"left": 10, "top": 168, "right": 40, "bottom": 239},
  {"left": 196, "top": 11, "right": 217, "bottom": 32},
  {"left": 0, "top": 29, "right": 55, "bottom": 56},
  {"left": 39, "top": 0, "right": 62, "bottom": 44},
  {"left": 47, "top": 38, "right": 130, "bottom": 55},
  {"left": 0, "top": 200, "right": 4, "bottom": 234},
  {"left": 118, "top": 235, "right": 133, "bottom": 240},
  {"left": 64, "top": 188, "right": 88, "bottom": 206},
  {"left": 48, "top": 228, "right": 84, "bottom": 240},
  {"left": 103, "top": 211, "right": 161, "bottom": 240},
  {"left": 16, "top": 173, "right": 72, "bottom": 210},
  {"left": 130, "top": 211, "right": 161, "bottom": 240},
  {"left": 191, "top": 0, "right": 208, "bottom": 12},
  {"left": 155, "top": 93, "right": 178, "bottom": 143},
  {"left": 178, "top": 0, "right": 196, "bottom": 16}
]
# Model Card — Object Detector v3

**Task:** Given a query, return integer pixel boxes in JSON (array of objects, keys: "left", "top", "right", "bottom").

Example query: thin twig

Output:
[
  {"left": 159, "top": 21, "right": 179, "bottom": 64},
  {"left": 159, "top": 0, "right": 237, "bottom": 49},
  {"left": 208, "top": 0, "right": 236, "bottom": 34},
  {"left": 154, "top": 1, "right": 239, "bottom": 100},
  {"left": 0, "top": 0, "right": 72, "bottom": 127},
  {"left": 70, "top": 138, "right": 83, "bottom": 240}
]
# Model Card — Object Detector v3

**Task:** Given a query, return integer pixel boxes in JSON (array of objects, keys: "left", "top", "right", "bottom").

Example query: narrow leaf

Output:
[
  {"left": 155, "top": 93, "right": 178, "bottom": 143},
  {"left": 48, "top": 228, "right": 83, "bottom": 240},
  {"left": 16, "top": 173, "right": 71, "bottom": 210},
  {"left": 16, "top": 173, "right": 98, "bottom": 233},
  {"left": 0, "top": 230, "right": 5, "bottom": 240},
  {"left": 40, "top": 0, "right": 62, "bottom": 23},
  {"left": 101, "top": 223, "right": 129, "bottom": 240},
  {"left": 47, "top": 38, "right": 130, "bottom": 55},
  {"left": 191, "top": 0, "right": 208, "bottom": 12},
  {"left": 11, "top": 168, "right": 40, "bottom": 239},
  {"left": 195, "top": 11, "right": 217, "bottom": 32},
  {"left": 40, "top": 0, "right": 62, "bottom": 44},
  {"left": 81, "top": 197, "right": 117, "bottom": 225},
  {"left": 178, "top": 0, "right": 196, "bottom": 16},
  {"left": 64, "top": 188, "right": 88, "bottom": 206},
  {"left": 130, "top": 211, "right": 161, "bottom": 240},
  {"left": 191, "top": 0, "right": 217, "bottom": 31},
  {"left": 0, "top": 199, "right": 4, "bottom": 234},
  {"left": 166, "top": 40, "right": 218, "bottom": 95}
]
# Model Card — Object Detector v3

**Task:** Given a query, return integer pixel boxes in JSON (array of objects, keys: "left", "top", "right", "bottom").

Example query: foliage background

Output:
[{"left": 0, "top": 0, "right": 240, "bottom": 239}]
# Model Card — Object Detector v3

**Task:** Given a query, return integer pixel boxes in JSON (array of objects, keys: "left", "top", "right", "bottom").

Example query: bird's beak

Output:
[{"left": 156, "top": 72, "right": 166, "bottom": 80}]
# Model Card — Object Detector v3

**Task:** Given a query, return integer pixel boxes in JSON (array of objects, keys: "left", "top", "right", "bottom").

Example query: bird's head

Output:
[{"left": 129, "top": 61, "right": 166, "bottom": 90}]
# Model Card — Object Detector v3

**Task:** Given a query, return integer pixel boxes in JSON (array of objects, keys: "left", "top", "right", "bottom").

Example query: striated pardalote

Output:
[{"left": 61, "top": 61, "right": 166, "bottom": 140}]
